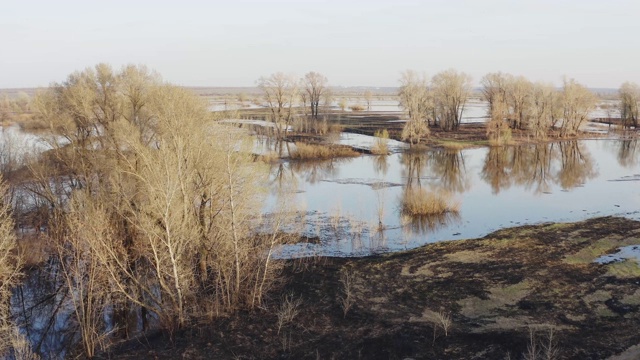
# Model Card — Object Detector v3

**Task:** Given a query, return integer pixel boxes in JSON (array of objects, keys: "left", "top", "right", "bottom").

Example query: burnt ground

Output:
[{"left": 106, "top": 216, "right": 640, "bottom": 360}]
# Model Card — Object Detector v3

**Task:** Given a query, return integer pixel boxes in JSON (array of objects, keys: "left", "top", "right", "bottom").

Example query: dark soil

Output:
[
  {"left": 104, "top": 216, "right": 640, "bottom": 360},
  {"left": 235, "top": 109, "right": 621, "bottom": 151}
]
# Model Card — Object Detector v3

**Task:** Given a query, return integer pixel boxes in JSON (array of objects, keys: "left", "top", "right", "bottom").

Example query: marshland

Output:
[{"left": 3, "top": 1, "right": 640, "bottom": 359}]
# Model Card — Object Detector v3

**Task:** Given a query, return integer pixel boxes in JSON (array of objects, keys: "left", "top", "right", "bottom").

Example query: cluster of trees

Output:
[
  {"left": 0, "top": 64, "right": 296, "bottom": 358},
  {"left": 257, "top": 71, "right": 330, "bottom": 139},
  {"left": 482, "top": 73, "right": 597, "bottom": 141},
  {"left": 398, "top": 69, "right": 474, "bottom": 145},
  {"left": 396, "top": 70, "right": 640, "bottom": 146},
  {"left": 0, "top": 93, "right": 32, "bottom": 124}
]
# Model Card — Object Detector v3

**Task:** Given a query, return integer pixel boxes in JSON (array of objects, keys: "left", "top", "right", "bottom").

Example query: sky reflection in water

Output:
[{"left": 267, "top": 139, "right": 640, "bottom": 257}]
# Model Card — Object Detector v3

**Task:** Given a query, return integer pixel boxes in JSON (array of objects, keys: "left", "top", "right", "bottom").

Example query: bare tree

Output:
[
  {"left": 398, "top": 70, "right": 431, "bottom": 146},
  {"left": 431, "top": 69, "right": 473, "bottom": 131},
  {"left": 258, "top": 73, "right": 299, "bottom": 139},
  {"left": 0, "top": 177, "right": 21, "bottom": 357},
  {"left": 481, "top": 72, "right": 510, "bottom": 115},
  {"left": 506, "top": 75, "right": 533, "bottom": 130},
  {"left": 482, "top": 73, "right": 512, "bottom": 144},
  {"left": 363, "top": 90, "right": 373, "bottom": 111},
  {"left": 619, "top": 81, "right": 639, "bottom": 129},
  {"left": 529, "top": 82, "right": 561, "bottom": 139},
  {"left": 338, "top": 98, "right": 348, "bottom": 112},
  {"left": 58, "top": 192, "right": 114, "bottom": 358},
  {"left": 303, "top": 72, "right": 328, "bottom": 119},
  {"left": 560, "top": 77, "right": 596, "bottom": 137},
  {"left": 28, "top": 64, "right": 295, "bottom": 354}
]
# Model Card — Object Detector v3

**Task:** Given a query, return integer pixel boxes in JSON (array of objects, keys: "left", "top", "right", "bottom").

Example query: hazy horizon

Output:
[{"left": 2, "top": 0, "right": 639, "bottom": 89}]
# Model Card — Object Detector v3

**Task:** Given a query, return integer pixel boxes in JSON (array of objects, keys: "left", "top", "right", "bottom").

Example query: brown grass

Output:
[
  {"left": 328, "top": 124, "right": 344, "bottom": 133},
  {"left": 400, "top": 188, "right": 460, "bottom": 216},
  {"left": 371, "top": 129, "right": 390, "bottom": 155},
  {"left": 290, "top": 142, "right": 360, "bottom": 160},
  {"left": 256, "top": 151, "right": 280, "bottom": 163}
]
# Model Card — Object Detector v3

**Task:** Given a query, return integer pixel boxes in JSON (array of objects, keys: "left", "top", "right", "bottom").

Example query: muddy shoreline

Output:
[{"left": 104, "top": 216, "right": 640, "bottom": 360}]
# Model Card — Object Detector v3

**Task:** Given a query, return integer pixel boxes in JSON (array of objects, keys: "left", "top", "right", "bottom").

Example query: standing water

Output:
[{"left": 267, "top": 138, "right": 640, "bottom": 257}]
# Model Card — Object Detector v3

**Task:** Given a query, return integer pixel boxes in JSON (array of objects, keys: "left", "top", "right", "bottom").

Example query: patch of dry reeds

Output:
[
  {"left": 400, "top": 188, "right": 459, "bottom": 216},
  {"left": 290, "top": 143, "right": 359, "bottom": 160},
  {"left": 371, "top": 129, "right": 390, "bottom": 155}
]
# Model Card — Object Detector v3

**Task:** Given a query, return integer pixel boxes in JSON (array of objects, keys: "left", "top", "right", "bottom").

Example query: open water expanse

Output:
[{"left": 267, "top": 138, "right": 640, "bottom": 257}]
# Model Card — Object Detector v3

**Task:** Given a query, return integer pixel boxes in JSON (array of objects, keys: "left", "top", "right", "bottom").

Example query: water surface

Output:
[{"left": 268, "top": 139, "right": 640, "bottom": 257}]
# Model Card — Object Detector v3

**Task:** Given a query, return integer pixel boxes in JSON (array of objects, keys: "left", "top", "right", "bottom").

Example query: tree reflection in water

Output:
[
  {"left": 615, "top": 139, "right": 639, "bottom": 168},
  {"left": 428, "top": 149, "right": 469, "bottom": 193},
  {"left": 399, "top": 151, "right": 462, "bottom": 236},
  {"left": 481, "top": 140, "right": 597, "bottom": 194},
  {"left": 401, "top": 211, "right": 462, "bottom": 236}
]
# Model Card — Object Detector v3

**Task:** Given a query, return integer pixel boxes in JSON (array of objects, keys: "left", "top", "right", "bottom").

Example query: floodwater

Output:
[{"left": 268, "top": 138, "right": 640, "bottom": 257}]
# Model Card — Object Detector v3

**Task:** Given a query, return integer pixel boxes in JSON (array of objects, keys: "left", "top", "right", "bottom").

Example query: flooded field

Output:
[{"left": 268, "top": 138, "right": 640, "bottom": 257}]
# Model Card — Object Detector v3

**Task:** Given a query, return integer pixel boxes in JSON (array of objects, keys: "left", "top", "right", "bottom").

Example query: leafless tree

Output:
[
  {"left": 559, "top": 77, "right": 596, "bottom": 137},
  {"left": 506, "top": 75, "right": 533, "bottom": 130},
  {"left": 303, "top": 72, "right": 328, "bottom": 119},
  {"left": 363, "top": 90, "right": 373, "bottom": 111},
  {"left": 529, "top": 82, "right": 561, "bottom": 139},
  {"left": 481, "top": 72, "right": 509, "bottom": 115},
  {"left": 0, "top": 177, "right": 21, "bottom": 357},
  {"left": 28, "top": 64, "right": 295, "bottom": 355},
  {"left": 482, "top": 72, "right": 512, "bottom": 143},
  {"left": 258, "top": 72, "right": 299, "bottom": 139},
  {"left": 619, "top": 81, "right": 639, "bottom": 128},
  {"left": 431, "top": 69, "right": 473, "bottom": 131},
  {"left": 398, "top": 70, "right": 431, "bottom": 146}
]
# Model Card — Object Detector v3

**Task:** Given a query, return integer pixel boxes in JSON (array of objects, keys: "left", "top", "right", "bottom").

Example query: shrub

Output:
[
  {"left": 371, "top": 129, "right": 390, "bottom": 155},
  {"left": 400, "top": 187, "right": 459, "bottom": 216},
  {"left": 290, "top": 142, "right": 359, "bottom": 160},
  {"left": 328, "top": 123, "right": 344, "bottom": 133}
]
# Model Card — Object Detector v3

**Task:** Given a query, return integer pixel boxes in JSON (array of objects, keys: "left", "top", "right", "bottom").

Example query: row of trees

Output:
[
  {"left": 0, "top": 64, "right": 299, "bottom": 358},
  {"left": 482, "top": 73, "right": 597, "bottom": 140},
  {"left": 398, "top": 70, "right": 640, "bottom": 146}
]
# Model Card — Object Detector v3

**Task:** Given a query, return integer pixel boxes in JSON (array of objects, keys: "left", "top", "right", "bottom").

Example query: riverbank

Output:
[{"left": 104, "top": 216, "right": 640, "bottom": 359}]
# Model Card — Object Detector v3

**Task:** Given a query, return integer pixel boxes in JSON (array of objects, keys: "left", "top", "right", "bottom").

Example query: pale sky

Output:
[{"left": 2, "top": 0, "right": 639, "bottom": 88}]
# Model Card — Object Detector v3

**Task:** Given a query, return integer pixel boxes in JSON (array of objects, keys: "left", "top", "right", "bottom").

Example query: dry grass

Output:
[
  {"left": 256, "top": 151, "right": 280, "bottom": 163},
  {"left": 328, "top": 124, "right": 344, "bottom": 133},
  {"left": 400, "top": 188, "right": 460, "bottom": 216},
  {"left": 564, "top": 235, "right": 633, "bottom": 264},
  {"left": 349, "top": 104, "right": 366, "bottom": 112},
  {"left": 371, "top": 129, "right": 390, "bottom": 155},
  {"left": 290, "top": 142, "right": 359, "bottom": 160}
]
